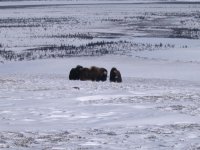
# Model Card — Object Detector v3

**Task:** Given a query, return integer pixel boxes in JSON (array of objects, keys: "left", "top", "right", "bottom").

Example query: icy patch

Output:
[{"left": 77, "top": 94, "right": 130, "bottom": 102}]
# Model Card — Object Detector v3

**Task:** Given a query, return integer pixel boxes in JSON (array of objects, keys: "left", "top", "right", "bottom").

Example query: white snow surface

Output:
[
  {"left": 1, "top": 55, "right": 200, "bottom": 149},
  {"left": 0, "top": 1, "right": 200, "bottom": 150}
]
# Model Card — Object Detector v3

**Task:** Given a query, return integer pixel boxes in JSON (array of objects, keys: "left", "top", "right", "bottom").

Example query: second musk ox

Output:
[
  {"left": 80, "top": 66, "right": 108, "bottom": 82},
  {"left": 69, "top": 65, "right": 108, "bottom": 82},
  {"left": 110, "top": 67, "right": 122, "bottom": 83}
]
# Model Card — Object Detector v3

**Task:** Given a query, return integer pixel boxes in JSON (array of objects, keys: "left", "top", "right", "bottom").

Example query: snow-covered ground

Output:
[
  {"left": 1, "top": 55, "right": 200, "bottom": 149},
  {"left": 1, "top": 1, "right": 200, "bottom": 149}
]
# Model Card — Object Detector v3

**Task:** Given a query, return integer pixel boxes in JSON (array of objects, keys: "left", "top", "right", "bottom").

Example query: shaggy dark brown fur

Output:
[
  {"left": 110, "top": 67, "right": 122, "bottom": 83},
  {"left": 69, "top": 65, "right": 83, "bottom": 80},
  {"left": 79, "top": 66, "right": 107, "bottom": 82},
  {"left": 79, "top": 67, "right": 91, "bottom": 81}
]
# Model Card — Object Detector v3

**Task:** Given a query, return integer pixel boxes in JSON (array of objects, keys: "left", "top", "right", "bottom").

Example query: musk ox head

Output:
[
  {"left": 69, "top": 65, "right": 83, "bottom": 80},
  {"left": 79, "top": 66, "right": 107, "bottom": 82},
  {"left": 110, "top": 67, "right": 122, "bottom": 83}
]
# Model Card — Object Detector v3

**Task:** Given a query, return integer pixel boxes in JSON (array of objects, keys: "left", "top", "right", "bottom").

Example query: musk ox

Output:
[
  {"left": 79, "top": 67, "right": 91, "bottom": 81},
  {"left": 79, "top": 66, "right": 108, "bottom": 82},
  {"left": 110, "top": 67, "right": 122, "bottom": 83},
  {"left": 69, "top": 65, "right": 83, "bottom": 80}
]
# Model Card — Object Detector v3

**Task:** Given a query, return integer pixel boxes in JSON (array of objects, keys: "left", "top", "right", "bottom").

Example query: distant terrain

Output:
[{"left": 0, "top": 1, "right": 200, "bottom": 150}]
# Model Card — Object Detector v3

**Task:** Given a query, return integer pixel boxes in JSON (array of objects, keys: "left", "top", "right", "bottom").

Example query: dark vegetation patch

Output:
[
  {"left": 0, "top": 41, "right": 175, "bottom": 61},
  {"left": 170, "top": 28, "right": 200, "bottom": 39},
  {"left": 0, "top": 17, "right": 80, "bottom": 28},
  {"left": 39, "top": 33, "right": 94, "bottom": 40}
]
